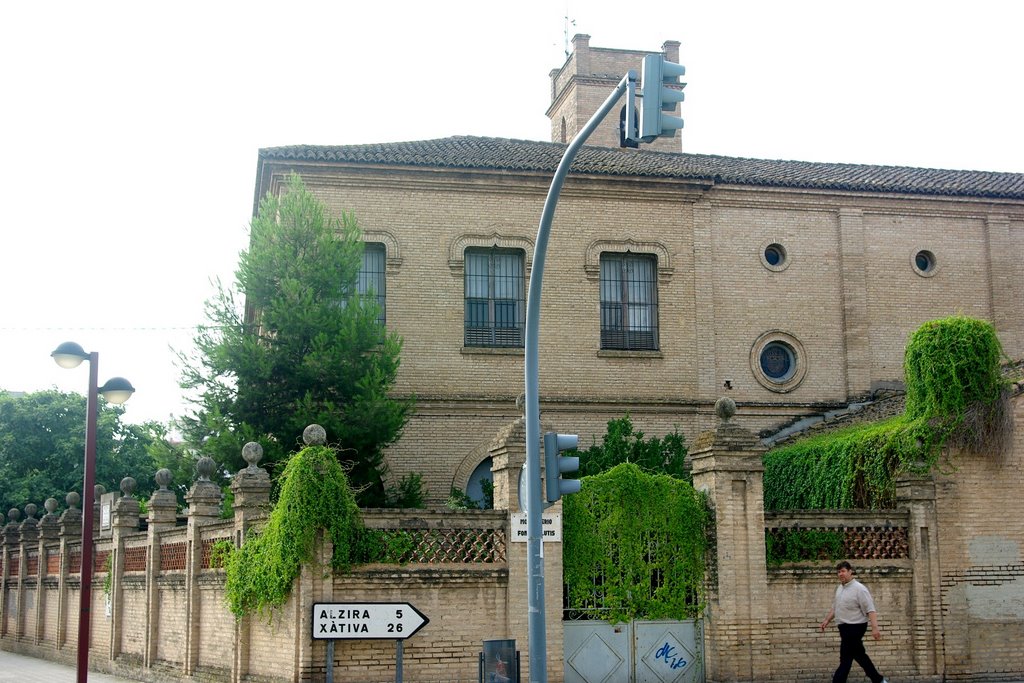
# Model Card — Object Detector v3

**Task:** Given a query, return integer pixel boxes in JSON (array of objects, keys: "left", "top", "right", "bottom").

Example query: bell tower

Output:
[{"left": 547, "top": 35, "right": 682, "bottom": 153}]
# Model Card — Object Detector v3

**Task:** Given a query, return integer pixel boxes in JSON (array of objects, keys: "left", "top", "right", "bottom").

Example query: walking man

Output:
[{"left": 819, "top": 560, "right": 888, "bottom": 683}]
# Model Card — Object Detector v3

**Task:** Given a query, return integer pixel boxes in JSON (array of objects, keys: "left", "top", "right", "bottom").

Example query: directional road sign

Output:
[{"left": 312, "top": 602, "right": 429, "bottom": 640}]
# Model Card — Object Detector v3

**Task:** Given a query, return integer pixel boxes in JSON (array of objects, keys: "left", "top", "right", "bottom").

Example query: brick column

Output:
[
  {"left": 18, "top": 504, "right": 40, "bottom": 642},
  {"left": 488, "top": 416, "right": 564, "bottom": 681},
  {"left": 57, "top": 492, "right": 82, "bottom": 651},
  {"left": 690, "top": 398, "right": 769, "bottom": 683},
  {"left": 109, "top": 477, "right": 140, "bottom": 659},
  {"left": 144, "top": 468, "right": 177, "bottom": 668},
  {"left": 230, "top": 443, "right": 271, "bottom": 683},
  {"left": 184, "top": 456, "right": 222, "bottom": 676},
  {"left": 896, "top": 471, "right": 943, "bottom": 677},
  {"left": 36, "top": 498, "right": 60, "bottom": 644},
  {"left": 0, "top": 509, "right": 20, "bottom": 639}
]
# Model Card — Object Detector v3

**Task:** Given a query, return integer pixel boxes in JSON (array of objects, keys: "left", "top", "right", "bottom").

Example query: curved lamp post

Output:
[{"left": 52, "top": 341, "right": 135, "bottom": 683}]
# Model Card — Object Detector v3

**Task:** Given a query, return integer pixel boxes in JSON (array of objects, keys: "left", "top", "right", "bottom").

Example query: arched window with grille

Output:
[
  {"left": 464, "top": 247, "right": 526, "bottom": 347},
  {"left": 599, "top": 252, "right": 659, "bottom": 351}
]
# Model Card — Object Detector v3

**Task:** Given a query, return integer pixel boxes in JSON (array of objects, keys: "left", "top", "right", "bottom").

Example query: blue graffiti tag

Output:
[{"left": 655, "top": 642, "right": 688, "bottom": 670}]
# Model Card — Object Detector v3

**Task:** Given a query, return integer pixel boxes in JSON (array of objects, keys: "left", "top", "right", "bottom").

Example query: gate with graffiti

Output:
[{"left": 563, "top": 619, "right": 703, "bottom": 683}]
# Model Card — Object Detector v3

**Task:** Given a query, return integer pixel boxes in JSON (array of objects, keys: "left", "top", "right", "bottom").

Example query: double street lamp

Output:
[{"left": 51, "top": 341, "right": 135, "bottom": 683}]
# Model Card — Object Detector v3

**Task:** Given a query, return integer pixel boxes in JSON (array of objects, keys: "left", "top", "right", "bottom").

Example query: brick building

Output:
[{"left": 252, "top": 36, "right": 1024, "bottom": 504}]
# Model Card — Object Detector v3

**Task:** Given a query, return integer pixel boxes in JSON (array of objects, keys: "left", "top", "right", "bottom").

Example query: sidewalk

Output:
[{"left": 0, "top": 649, "right": 141, "bottom": 682}]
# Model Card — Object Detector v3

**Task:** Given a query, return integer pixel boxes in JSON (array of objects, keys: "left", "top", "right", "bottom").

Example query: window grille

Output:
[
  {"left": 464, "top": 248, "right": 525, "bottom": 347},
  {"left": 358, "top": 243, "right": 387, "bottom": 325},
  {"left": 600, "top": 253, "right": 659, "bottom": 350}
]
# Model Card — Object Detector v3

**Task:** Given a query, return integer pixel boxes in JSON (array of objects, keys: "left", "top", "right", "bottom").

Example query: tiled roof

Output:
[{"left": 260, "top": 136, "right": 1024, "bottom": 200}]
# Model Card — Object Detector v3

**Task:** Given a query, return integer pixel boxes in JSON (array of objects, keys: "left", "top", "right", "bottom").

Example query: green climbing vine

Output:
[
  {"left": 765, "top": 529, "right": 844, "bottom": 566},
  {"left": 222, "top": 444, "right": 361, "bottom": 618},
  {"left": 764, "top": 316, "right": 1010, "bottom": 511},
  {"left": 564, "top": 462, "right": 709, "bottom": 623}
]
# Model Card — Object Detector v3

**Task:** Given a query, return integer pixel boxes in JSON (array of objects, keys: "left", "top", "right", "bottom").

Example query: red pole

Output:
[{"left": 76, "top": 351, "right": 99, "bottom": 683}]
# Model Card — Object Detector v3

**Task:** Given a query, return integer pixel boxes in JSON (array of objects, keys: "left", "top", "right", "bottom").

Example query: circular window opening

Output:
[
  {"left": 764, "top": 244, "right": 785, "bottom": 267},
  {"left": 914, "top": 250, "right": 936, "bottom": 274},
  {"left": 759, "top": 342, "right": 797, "bottom": 383}
]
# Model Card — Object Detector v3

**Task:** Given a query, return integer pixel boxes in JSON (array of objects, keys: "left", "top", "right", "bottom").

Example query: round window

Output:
[
  {"left": 764, "top": 244, "right": 785, "bottom": 267},
  {"left": 759, "top": 342, "right": 796, "bottom": 382},
  {"left": 759, "top": 240, "right": 790, "bottom": 271},
  {"left": 915, "top": 250, "right": 935, "bottom": 273},
  {"left": 750, "top": 331, "right": 807, "bottom": 393}
]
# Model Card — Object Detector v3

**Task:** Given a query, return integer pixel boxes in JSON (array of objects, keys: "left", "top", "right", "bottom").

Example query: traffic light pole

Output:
[{"left": 523, "top": 70, "right": 636, "bottom": 683}]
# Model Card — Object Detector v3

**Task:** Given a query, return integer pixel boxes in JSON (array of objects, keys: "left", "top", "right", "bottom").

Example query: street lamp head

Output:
[
  {"left": 99, "top": 377, "right": 135, "bottom": 405},
  {"left": 51, "top": 341, "right": 89, "bottom": 369}
]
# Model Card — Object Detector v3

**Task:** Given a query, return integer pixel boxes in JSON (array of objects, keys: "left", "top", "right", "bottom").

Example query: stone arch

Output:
[
  {"left": 448, "top": 228, "right": 535, "bottom": 276},
  {"left": 583, "top": 237, "right": 674, "bottom": 282}
]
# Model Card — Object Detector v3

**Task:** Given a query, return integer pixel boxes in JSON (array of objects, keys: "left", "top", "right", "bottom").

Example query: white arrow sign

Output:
[{"left": 312, "top": 602, "right": 429, "bottom": 640}]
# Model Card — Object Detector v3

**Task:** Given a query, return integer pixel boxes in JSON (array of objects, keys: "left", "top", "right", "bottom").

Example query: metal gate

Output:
[{"left": 564, "top": 619, "right": 703, "bottom": 683}]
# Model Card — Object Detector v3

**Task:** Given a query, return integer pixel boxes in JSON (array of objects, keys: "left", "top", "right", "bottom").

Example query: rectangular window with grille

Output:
[
  {"left": 600, "top": 253, "right": 659, "bottom": 350},
  {"left": 358, "top": 243, "right": 386, "bottom": 325},
  {"left": 465, "top": 247, "right": 525, "bottom": 347}
]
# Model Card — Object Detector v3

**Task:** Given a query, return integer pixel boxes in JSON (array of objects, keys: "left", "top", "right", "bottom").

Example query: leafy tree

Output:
[
  {"left": 576, "top": 415, "right": 689, "bottom": 480},
  {"left": 0, "top": 390, "right": 165, "bottom": 515},
  {"left": 178, "top": 174, "right": 413, "bottom": 506}
]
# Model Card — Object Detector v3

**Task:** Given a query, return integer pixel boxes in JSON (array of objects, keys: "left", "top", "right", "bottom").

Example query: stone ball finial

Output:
[
  {"left": 120, "top": 476, "right": 137, "bottom": 498},
  {"left": 66, "top": 491, "right": 81, "bottom": 509},
  {"left": 25, "top": 503, "right": 37, "bottom": 519},
  {"left": 715, "top": 396, "right": 737, "bottom": 423},
  {"left": 8, "top": 508, "right": 21, "bottom": 523},
  {"left": 45, "top": 498, "right": 59, "bottom": 515},
  {"left": 303, "top": 424, "right": 327, "bottom": 446},
  {"left": 155, "top": 468, "right": 173, "bottom": 490},
  {"left": 196, "top": 456, "right": 217, "bottom": 482},
  {"left": 242, "top": 442, "right": 264, "bottom": 469},
  {"left": 94, "top": 484, "right": 105, "bottom": 502}
]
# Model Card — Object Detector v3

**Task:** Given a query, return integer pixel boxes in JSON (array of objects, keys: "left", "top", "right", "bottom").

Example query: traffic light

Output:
[
  {"left": 544, "top": 432, "right": 580, "bottom": 503},
  {"left": 639, "top": 54, "right": 686, "bottom": 142}
]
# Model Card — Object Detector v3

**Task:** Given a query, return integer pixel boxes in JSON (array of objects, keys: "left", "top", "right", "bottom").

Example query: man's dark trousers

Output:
[{"left": 832, "top": 622, "right": 883, "bottom": 683}]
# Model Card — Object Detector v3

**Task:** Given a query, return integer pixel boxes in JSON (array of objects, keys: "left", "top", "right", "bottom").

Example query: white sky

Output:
[{"left": 2, "top": 0, "right": 1022, "bottom": 428}]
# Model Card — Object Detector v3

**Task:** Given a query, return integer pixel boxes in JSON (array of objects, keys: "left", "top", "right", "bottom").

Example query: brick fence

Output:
[{"left": 3, "top": 396, "right": 1023, "bottom": 682}]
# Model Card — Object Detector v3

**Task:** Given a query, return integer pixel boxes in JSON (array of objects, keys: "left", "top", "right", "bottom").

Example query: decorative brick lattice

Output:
[
  {"left": 47, "top": 550, "right": 61, "bottom": 575},
  {"left": 95, "top": 549, "right": 111, "bottom": 574},
  {"left": 764, "top": 524, "right": 909, "bottom": 561},
  {"left": 396, "top": 528, "right": 506, "bottom": 564},
  {"left": 201, "top": 538, "right": 230, "bottom": 569},
  {"left": 8, "top": 552, "right": 18, "bottom": 577},
  {"left": 160, "top": 542, "right": 187, "bottom": 571},
  {"left": 124, "top": 546, "right": 148, "bottom": 572},
  {"left": 26, "top": 551, "right": 39, "bottom": 575},
  {"left": 69, "top": 549, "right": 82, "bottom": 574},
  {"left": 842, "top": 526, "right": 909, "bottom": 560}
]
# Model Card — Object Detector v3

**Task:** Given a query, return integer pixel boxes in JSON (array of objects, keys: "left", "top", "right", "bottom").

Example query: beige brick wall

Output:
[
  {"left": 279, "top": 166, "right": 1024, "bottom": 504},
  {"left": 933, "top": 394, "right": 1024, "bottom": 678}
]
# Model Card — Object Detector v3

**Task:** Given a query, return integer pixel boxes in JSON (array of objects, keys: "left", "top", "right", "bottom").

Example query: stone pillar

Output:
[
  {"left": 37, "top": 498, "right": 60, "bottom": 644},
  {"left": 690, "top": 398, "right": 769, "bottom": 683},
  {"left": 17, "top": 504, "right": 39, "bottom": 641},
  {"left": 896, "top": 471, "right": 943, "bottom": 677},
  {"left": 231, "top": 442, "right": 272, "bottom": 544},
  {"left": 487, "top": 416, "right": 564, "bottom": 681},
  {"left": 294, "top": 426, "right": 336, "bottom": 683},
  {"left": 57, "top": 492, "right": 82, "bottom": 650},
  {"left": 184, "top": 456, "right": 222, "bottom": 676},
  {"left": 144, "top": 468, "right": 177, "bottom": 668},
  {"left": 109, "top": 477, "right": 140, "bottom": 659},
  {"left": 230, "top": 443, "right": 271, "bottom": 683},
  {"left": 0, "top": 509, "right": 18, "bottom": 639}
]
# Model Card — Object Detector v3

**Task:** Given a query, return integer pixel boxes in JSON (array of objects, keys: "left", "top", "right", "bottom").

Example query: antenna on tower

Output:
[{"left": 563, "top": 6, "right": 576, "bottom": 58}]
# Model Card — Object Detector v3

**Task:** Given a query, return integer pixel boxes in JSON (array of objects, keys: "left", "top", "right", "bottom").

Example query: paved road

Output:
[{"left": 0, "top": 649, "right": 142, "bottom": 682}]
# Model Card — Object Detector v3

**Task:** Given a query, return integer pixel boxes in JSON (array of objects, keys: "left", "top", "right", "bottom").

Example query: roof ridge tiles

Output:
[{"left": 258, "top": 135, "right": 1024, "bottom": 200}]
